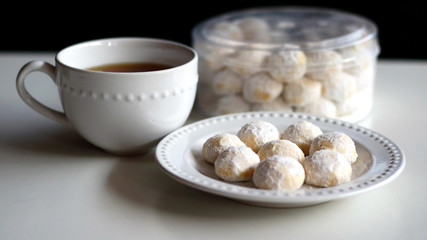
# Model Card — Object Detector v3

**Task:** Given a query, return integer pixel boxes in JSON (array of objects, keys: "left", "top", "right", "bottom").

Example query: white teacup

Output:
[{"left": 16, "top": 37, "right": 198, "bottom": 155}]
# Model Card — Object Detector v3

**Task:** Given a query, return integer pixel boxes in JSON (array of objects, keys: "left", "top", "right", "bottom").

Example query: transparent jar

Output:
[{"left": 192, "top": 7, "right": 380, "bottom": 122}]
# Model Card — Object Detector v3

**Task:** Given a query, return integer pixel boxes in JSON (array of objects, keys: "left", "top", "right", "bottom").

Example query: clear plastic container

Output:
[{"left": 192, "top": 7, "right": 380, "bottom": 122}]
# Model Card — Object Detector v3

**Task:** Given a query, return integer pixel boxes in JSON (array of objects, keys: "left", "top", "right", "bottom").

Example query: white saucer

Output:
[{"left": 155, "top": 112, "right": 405, "bottom": 208}]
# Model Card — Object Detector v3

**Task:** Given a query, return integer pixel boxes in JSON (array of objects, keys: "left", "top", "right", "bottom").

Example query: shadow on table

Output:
[
  {"left": 3, "top": 124, "right": 107, "bottom": 158},
  {"left": 107, "top": 150, "right": 333, "bottom": 220}
]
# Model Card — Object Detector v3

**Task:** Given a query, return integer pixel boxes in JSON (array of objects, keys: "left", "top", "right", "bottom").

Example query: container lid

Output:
[{"left": 193, "top": 7, "right": 379, "bottom": 52}]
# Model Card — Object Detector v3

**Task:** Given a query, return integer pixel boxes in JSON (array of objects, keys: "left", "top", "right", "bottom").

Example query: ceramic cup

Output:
[{"left": 16, "top": 37, "right": 198, "bottom": 155}]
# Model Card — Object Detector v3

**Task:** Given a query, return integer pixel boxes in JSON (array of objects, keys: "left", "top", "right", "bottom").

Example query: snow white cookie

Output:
[
  {"left": 253, "top": 155, "right": 305, "bottom": 191},
  {"left": 243, "top": 72, "right": 283, "bottom": 103},
  {"left": 309, "top": 131, "right": 358, "bottom": 164},
  {"left": 237, "top": 120, "right": 280, "bottom": 152},
  {"left": 214, "top": 146, "right": 260, "bottom": 181},
  {"left": 202, "top": 133, "right": 246, "bottom": 164},
  {"left": 257, "top": 139, "right": 305, "bottom": 163},
  {"left": 281, "top": 120, "right": 323, "bottom": 156},
  {"left": 303, "top": 149, "right": 352, "bottom": 187}
]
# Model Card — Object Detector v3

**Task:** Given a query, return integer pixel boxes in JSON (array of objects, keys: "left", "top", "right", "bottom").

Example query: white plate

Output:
[{"left": 155, "top": 112, "right": 405, "bottom": 208}]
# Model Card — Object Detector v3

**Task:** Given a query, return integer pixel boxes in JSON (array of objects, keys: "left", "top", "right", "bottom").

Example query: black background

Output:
[{"left": 3, "top": 1, "right": 426, "bottom": 59}]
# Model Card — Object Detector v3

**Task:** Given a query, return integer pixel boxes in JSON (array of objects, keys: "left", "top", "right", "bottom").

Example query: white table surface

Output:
[{"left": 1, "top": 53, "right": 425, "bottom": 240}]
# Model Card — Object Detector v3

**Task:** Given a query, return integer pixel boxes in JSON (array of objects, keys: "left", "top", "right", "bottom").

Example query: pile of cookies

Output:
[
  {"left": 202, "top": 120, "right": 358, "bottom": 191},
  {"left": 193, "top": 7, "right": 379, "bottom": 121}
]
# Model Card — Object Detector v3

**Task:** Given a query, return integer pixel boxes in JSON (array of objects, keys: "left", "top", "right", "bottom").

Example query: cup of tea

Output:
[{"left": 16, "top": 37, "right": 198, "bottom": 155}]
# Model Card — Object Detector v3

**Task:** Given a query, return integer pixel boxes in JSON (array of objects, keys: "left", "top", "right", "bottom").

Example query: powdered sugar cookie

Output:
[
  {"left": 338, "top": 41, "right": 375, "bottom": 76},
  {"left": 202, "top": 133, "right": 246, "bottom": 164},
  {"left": 198, "top": 57, "right": 226, "bottom": 82},
  {"left": 237, "top": 120, "right": 280, "bottom": 153},
  {"left": 303, "top": 149, "right": 352, "bottom": 187},
  {"left": 194, "top": 42, "right": 234, "bottom": 80},
  {"left": 228, "top": 50, "right": 269, "bottom": 76},
  {"left": 211, "top": 68, "right": 244, "bottom": 95},
  {"left": 243, "top": 72, "right": 283, "bottom": 103},
  {"left": 309, "top": 131, "right": 358, "bottom": 164},
  {"left": 253, "top": 155, "right": 305, "bottom": 191},
  {"left": 257, "top": 139, "right": 305, "bottom": 163},
  {"left": 322, "top": 72, "right": 357, "bottom": 102},
  {"left": 282, "top": 76, "right": 322, "bottom": 106},
  {"left": 281, "top": 121, "right": 323, "bottom": 155},
  {"left": 214, "top": 146, "right": 260, "bottom": 181},
  {"left": 264, "top": 50, "right": 307, "bottom": 83},
  {"left": 306, "top": 50, "right": 343, "bottom": 81},
  {"left": 234, "top": 16, "right": 271, "bottom": 42}
]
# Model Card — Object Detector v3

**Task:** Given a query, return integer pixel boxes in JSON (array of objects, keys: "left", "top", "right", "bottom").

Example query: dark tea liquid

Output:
[{"left": 87, "top": 62, "right": 173, "bottom": 72}]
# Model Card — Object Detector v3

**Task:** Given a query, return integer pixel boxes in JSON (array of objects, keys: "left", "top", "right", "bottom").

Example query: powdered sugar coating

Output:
[
  {"left": 303, "top": 149, "right": 352, "bottom": 187},
  {"left": 211, "top": 68, "right": 244, "bottom": 95},
  {"left": 264, "top": 50, "right": 307, "bottom": 83},
  {"left": 237, "top": 120, "right": 280, "bottom": 153},
  {"left": 193, "top": 9, "right": 379, "bottom": 121},
  {"left": 282, "top": 76, "right": 322, "bottom": 106},
  {"left": 195, "top": 42, "right": 234, "bottom": 81},
  {"left": 322, "top": 72, "right": 357, "bottom": 102},
  {"left": 202, "top": 133, "right": 246, "bottom": 164},
  {"left": 309, "top": 131, "right": 358, "bottom": 164},
  {"left": 257, "top": 139, "right": 305, "bottom": 163},
  {"left": 243, "top": 72, "right": 283, "bottom": 103},
  {"left": 339, "top": 41, "right": 374, "bottom": 76},
  {"left": 281, "top": 120, "right": 323, "bottom": 155},
  {"left": 214, "top": 146, "right": 260, "bottom": 181},
  {"left": 253, "top": 155, "right": 305, "bottom": 191},
  {"left": 235, "top": 16, "right": 271, "bottom": 42},
  {"left": 306, "top": 50, "right": 343, "bottom": 81},
  {"left": 228, "top": 50, "right": 269, "bottom": 76}
]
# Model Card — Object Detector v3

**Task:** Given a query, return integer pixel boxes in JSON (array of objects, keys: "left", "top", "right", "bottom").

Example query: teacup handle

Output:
[{"left": 16, "top": 60, "right": 71, "bottom": 127}]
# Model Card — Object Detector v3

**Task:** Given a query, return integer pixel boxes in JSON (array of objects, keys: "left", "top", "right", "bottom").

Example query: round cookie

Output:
[
  {"left": 228, "top": 50, "right": 269, "bottom": 76},
  {"left": 211, "top": 68, "right": 244, "bottom": 95},
  {"left": 281, "top": 121, "right": 323, "bottom": 156},
  {"left": 309, "top": 131, "right": 358, "bottom": 164},
  {"left": 234, "top": 16, "right": 271, "bottom": 41},
  {"left": 322, "top": 71, "right": 357, "bottom": 102},
  {"left": 282, "top": 76, "right": 322, "bottom": 106},
  {"left": 202, "top": 133, "right": 246, "bottom": 164},
  {"left": 243, "top": 72, "right": 283, "bottom": 103},
  {"left": 264, "top": 50, "right": 307, "bottom": 83},
  {"left": 253, "top": 155, "right": 305, "bottom": 191},
  {"left": 195, "top": 41, "right": 234, "bottom": 79},
  {"left": 257, "top": 139, "right": 305, "bottom": 163},
  {"left": 237, "top": 120, "right": 280, "bottom": 153},
  {"left": 303, "top": 149, "right": 352, "bottom": 187},
  {"left": 338, "top": 41, "right": 374, "bottom": 76},
  {"left": 214, "top": 146, "right": 260, "bottom": 181},
  {"left": 306, "top": 50, "right": 343, "bottom": 81}
]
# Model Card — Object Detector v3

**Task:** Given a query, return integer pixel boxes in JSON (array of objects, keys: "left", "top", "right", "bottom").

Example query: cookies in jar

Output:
[{"left": 193, "top": 7, "right": 379, "bottom": 122}]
